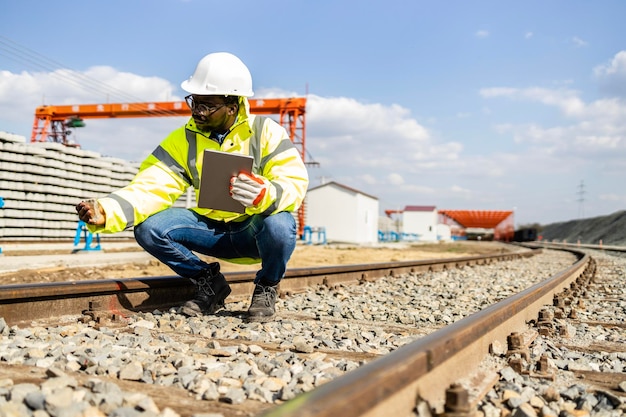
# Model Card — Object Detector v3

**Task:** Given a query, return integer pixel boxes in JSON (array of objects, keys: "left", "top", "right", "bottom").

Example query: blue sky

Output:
[{"left": 1, "top": 0, "right": 625, "bottom": 227}]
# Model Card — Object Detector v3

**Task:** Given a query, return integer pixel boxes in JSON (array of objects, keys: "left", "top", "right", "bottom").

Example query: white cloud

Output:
[
  {"left": 524, "top": 32, "right": 533, "bottom": 39},
  {"left": 0, "top": 66, "right": 186, "bottom": 161},
  {"left": 480, "top": 85, "right": 626, "bottom": 174},
  {"left": 450, "top": 185, "right": 471, "bottom": 195},
  {"left": 599, "top": 193, "right": 626, "bottom": 202},
  {"left": 593, "top": 51, "right": 626, "bottom": 97},
  {"left": 571, "top": 36, "right": 588, "bottom": 47},
  {"left": 304, "top": 95, "right": 444, "bottom": 179},
  {"left": 360, "top": 174, "right": 378, "bottom": 185},
  {"left": 387, "top": 173, "right": 404, "bottom": 185},
  {"left": 475, "top": 30, "right": 489, "bottom": 38},
  {"left": 594, "top": 51, "right": 626, "bottom": 77},
  {"left": 480, "top": 87, "right": 585, "bottom": 116}
]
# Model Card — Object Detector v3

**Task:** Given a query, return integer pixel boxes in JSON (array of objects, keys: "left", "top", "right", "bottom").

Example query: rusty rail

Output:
[
  {"left": 0, "top": 251, "right": 530, "bottom": 326},
  {"left": 260, "top": 249, "right": 592, "bottom": 416}
]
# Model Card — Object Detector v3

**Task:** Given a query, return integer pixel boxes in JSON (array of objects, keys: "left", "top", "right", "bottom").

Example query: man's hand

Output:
[
  {"left": 76, "top": 199, "right": 106, "bottom": 226},
  {"left": 230, "top": 171, "right": 268, "bottom": 208}
]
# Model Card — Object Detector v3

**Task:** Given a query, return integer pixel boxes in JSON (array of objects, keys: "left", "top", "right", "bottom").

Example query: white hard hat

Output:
[{"left": 181, "top": 52, "right": 254, "bottom": 97}]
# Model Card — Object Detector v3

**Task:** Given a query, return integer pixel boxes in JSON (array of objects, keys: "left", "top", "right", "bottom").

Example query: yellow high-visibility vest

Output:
[{"left": 89, "top": 98, "right": 309, "bottom": 263}]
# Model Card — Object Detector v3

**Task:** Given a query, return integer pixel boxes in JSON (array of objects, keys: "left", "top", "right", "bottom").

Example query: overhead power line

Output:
[{"left": 0, "top": 35, "right": 181, "bottom": 117}]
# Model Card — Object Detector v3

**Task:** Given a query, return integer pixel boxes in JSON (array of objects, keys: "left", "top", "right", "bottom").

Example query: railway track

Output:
[
  {"left": 0, "top": 250, "right": 531, "bottom": 326},
  {"left": 0, "top": 245, "right": 623, "bottom": 416}
]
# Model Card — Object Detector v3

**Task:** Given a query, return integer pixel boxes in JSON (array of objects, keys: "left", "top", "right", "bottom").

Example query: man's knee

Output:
[{"left": 263, "top": 213, "right": 296, "bottom": 237}]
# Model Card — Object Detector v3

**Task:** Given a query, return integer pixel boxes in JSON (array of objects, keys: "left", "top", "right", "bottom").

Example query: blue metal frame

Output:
[
  {"left": 73, "top": 220, "right": 101, "bottom": 251},
  {"left": 302, "top": 225, "right": 327, "bottom": 245}
]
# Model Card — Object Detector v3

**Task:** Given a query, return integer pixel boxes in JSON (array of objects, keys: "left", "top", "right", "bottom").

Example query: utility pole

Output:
[{"left": 577, "top": 180, "right": 585, "bottom": 219}]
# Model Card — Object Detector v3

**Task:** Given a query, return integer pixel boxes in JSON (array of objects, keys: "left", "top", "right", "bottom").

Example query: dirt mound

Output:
[{"left": 539, "top": 210, "right": 626, "bottom": 245}]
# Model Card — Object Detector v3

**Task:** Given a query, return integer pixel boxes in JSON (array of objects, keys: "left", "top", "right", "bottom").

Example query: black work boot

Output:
[
  {"left": 181, "top": 263, "right": 231, "bottom": 316},
  {"left": 247, "top": 282, "right": 278, "bottom": 320}
]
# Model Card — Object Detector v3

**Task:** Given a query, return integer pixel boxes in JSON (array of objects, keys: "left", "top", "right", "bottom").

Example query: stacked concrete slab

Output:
[{"left": 0, "top": 131, "right": 193, "bottom": 241}]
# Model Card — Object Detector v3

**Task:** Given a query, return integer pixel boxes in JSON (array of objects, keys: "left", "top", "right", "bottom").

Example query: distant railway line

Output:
[{"left": 0, "top": 244, "right": 623, "bottom": 417}]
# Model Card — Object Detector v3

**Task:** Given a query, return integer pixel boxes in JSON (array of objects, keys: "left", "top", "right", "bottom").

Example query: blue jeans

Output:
[{"left": 134, "top": 208, "right": 297, "bottom": 285}]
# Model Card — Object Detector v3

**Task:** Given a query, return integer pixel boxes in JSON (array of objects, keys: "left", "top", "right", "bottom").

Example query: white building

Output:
[
  {"left": 306, "top": 181, "right": 379, "bottom": 244},
  {"left": 436, "top": 223, "right": 452, "bottom": 241},
  {"left": 402, "top": 205, "right": 438, "bottom": 242}
]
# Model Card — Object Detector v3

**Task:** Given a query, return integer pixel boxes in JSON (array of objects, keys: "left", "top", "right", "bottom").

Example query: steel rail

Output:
[
  {"left": 0, "top": 251, "right": 531, "bottom": 327},
  {"left": 259, "top": 248, "right": 592, "bottom": 417}
]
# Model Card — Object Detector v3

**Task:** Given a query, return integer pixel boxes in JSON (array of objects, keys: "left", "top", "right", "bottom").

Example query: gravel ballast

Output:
[{"left": 0, "top": 249, "right": 624, "bottom": 416}]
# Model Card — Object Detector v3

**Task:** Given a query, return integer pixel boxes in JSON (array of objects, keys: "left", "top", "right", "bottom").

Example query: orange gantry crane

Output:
[
  {"left": 31, "top": 97, "right": 309, "bottom": 235},
  {"left": 438, "top": 209, "right": 514, "bottom": 241}
]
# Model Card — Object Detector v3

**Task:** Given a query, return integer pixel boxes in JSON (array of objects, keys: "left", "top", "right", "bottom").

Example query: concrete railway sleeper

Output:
[{"left": 0, "top": 246, "right": 623, "bottom": 416}]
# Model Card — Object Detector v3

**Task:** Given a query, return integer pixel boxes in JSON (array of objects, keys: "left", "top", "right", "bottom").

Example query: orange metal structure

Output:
[
  {"left": 438, "top": 210, "right": 514, "bottom": 241},
  {"left": 31, "top": 98, "right": 307, "bottom": 157},
  {"left": 31, "top": 97, "right": 308, "bottom": 235}
]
